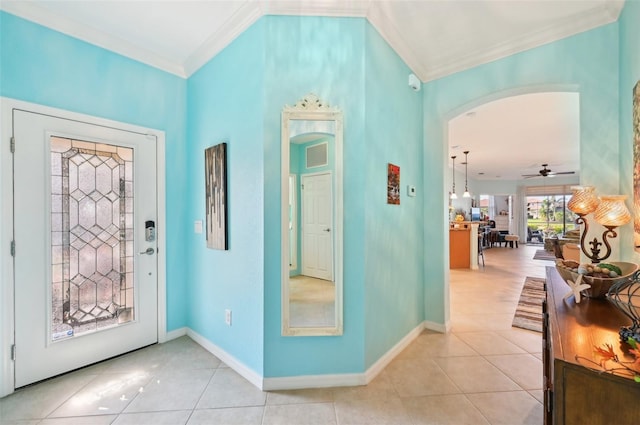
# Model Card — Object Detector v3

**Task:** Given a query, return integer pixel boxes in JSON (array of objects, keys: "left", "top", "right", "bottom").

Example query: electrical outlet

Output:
[{"left": 225, "top": 309, "right": 232, "bottom": 326}]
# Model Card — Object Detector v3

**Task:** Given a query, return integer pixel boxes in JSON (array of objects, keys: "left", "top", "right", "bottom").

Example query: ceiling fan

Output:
[{"left": 522, "top": 163, "right": 575, "bottom": 178}]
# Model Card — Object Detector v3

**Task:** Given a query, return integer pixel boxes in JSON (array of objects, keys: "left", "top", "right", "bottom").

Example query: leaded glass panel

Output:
[{"left": 50, "top": 136, "right": 134, "bottom": 341}]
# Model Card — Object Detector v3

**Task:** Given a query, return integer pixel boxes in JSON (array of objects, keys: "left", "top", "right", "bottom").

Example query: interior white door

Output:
[
  {"left": 301, "top": 173, "right": 333, "bottom": 281},
  {"left": 13, "top": 109, "right": 158, "bottom": 388}
]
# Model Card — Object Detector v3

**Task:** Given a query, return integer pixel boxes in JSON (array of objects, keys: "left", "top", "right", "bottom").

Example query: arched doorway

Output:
[{"left": 439, "top": 86, "right": 582, "bottom": 331}]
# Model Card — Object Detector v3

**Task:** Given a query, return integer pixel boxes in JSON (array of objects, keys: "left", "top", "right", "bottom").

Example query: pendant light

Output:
[
  {"left": 450, "top": 155, "right": 457, "bottom": 199},
  {"left": 463, "top": 150, "right": 471, "bottom": 198}
]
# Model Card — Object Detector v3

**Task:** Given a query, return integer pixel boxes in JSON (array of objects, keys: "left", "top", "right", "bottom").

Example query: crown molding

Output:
[
  {"left": 183, "top": 2, "right": 263, "bottom": 77},
  {"left": 183, "top": 1, "right": 371, "bottom": 77},
  {"left": 366, "top": 2, "right": 425, "bottom": 82},
  {"left": 0, "top": 0, "right": 625, "bottom": 81},
  {"left": 405, "top": 1, "right": 624, "bottom": 83},
  {"left": 260, "top": 0, "right": 370, "bottom": 17},
  {"left": 0, "top": 1, "right": 187, "bottom": 77}
]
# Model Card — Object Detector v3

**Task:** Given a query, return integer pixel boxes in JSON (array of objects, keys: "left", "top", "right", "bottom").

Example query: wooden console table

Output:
[{"left": 543, "top": 266, "right": 640, "bottom": 424}]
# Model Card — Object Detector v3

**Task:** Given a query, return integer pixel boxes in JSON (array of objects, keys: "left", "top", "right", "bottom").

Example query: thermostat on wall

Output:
[{"left": 407, "top": 185, "right": 416, "bottom": 197}]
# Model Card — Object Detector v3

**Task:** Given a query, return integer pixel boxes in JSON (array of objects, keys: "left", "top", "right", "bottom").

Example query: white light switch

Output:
[
  {"left": 407, "top": 185, "right": 416, "bottom": 197},
  {"left": 194, "top": 220, "right": 203, "bottom": 234}
]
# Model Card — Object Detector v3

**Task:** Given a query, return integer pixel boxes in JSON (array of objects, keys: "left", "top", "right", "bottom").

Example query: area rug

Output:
[
  {"left": 533, "top": 249, "right": 556, "bottom": 261},
  {"left": 512, "top": 276, "right": 546, "bottom": 333}
]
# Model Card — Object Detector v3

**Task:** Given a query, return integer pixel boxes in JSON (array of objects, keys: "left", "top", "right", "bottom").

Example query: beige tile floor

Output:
[{"left": 0, "top": 244, "right": 551, "bottom": 425}]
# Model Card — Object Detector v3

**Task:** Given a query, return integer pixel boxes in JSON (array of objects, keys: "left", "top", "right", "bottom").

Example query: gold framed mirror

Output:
[{"left": 281, "top": 94, "right": 343, "bottom": 336}]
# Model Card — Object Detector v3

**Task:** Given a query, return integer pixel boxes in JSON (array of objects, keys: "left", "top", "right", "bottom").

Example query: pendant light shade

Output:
[
  {"left": 463, "top": 150, "right": 471, "bottom": 198},
  {"left": 450, "top": 155, "right": 457, "bottom": 199}
]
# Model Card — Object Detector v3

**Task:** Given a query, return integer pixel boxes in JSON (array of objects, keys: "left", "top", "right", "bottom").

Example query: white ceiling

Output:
[
  {"left": 449, "top": 92, "right": 580, "bottom": 181},
  {"left": 0, "top": 0, "right": 623, "bottom": 180}
]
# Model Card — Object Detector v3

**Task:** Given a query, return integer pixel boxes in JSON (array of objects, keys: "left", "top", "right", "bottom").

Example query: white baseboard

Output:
[
  {"left": 164, "top": 327, "right": 187, "bottom": 342},
  {"left": 424, "top": 320, "right": 449, "bottom": 333},
  {"left": 263, "top": 322, "right": 425, "bottom": 391},
  {"left": 263, "top": 372, "right": 365, "bottom": 391},
  {"left": 186, "top": 328, "right": 263, "bottom": 390},
  {"left": 182, "top": 322, "right": 428, "bottom": 391},
  {"left": 364, "top": 322, "right": 425, "bottom": 383}
]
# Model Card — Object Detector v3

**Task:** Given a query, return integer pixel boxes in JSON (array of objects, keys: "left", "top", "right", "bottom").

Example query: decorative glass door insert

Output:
[{"left": 50, "top": 136, "right": 134, "bottom": 340}]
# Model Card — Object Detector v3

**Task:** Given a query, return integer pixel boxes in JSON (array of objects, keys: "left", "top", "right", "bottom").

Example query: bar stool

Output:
[{"left": 478, "top": 233, "right": 485, "bottom": 267}]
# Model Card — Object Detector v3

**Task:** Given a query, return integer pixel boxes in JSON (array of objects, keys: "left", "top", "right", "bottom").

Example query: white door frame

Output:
[{"left": 0, "top": 97, "right": 167, "bottom": 397}]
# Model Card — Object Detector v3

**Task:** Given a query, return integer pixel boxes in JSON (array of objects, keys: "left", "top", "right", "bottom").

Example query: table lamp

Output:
[{"left": 567, "top": 186, "right": 631, "bottom": 263}]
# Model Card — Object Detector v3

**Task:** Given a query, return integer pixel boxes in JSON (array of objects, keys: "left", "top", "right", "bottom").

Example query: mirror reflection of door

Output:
[
  {"left": 301, "top": 172, "right": 333, "bottom": 281},
  {"left": 288, "top": 120, "right": 336, "bottom": 328}
]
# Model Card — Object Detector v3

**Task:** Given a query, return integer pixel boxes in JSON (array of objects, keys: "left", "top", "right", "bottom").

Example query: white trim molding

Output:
[
  {"left": 364, "top": 322, "right": 426, "bottom": 383},
  {"left": 186, "top": 328, "right": 263, "bottom": 390},
  {"left": 0, "top": 99, "right": 16, "bottom": 398},
  {"left": 163, "top": 327, "right": 188, "bottom": 342},
  {"left": 263, "top": 322, "right": 426, "bottom": 391},
  {"left": 263, "top": 372, "right": 365, "bottom": 391},
  {"left": 424, "top": 320, "right": 450, "bottom": 334}
]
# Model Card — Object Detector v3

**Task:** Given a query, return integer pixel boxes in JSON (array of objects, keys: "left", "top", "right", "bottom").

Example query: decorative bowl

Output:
[{"left": 555, "top": 261, "right": 639, "bottom": 299}]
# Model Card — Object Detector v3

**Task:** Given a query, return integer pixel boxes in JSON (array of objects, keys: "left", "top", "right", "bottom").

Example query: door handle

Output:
[
  {"left": 139, "top": 247, "right": 155, "bottom": 255},
  {"left": 324, "top": 228, "right": 331, "bottom": 232}
]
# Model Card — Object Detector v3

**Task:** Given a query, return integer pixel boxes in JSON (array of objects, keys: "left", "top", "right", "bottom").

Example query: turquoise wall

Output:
[
  {"left": 363, "top": 24, "right": 424, "bottom": 368},
  {"left": 186, "top": 21, "right": 266, "bottom": 373},
  {"left": 619, "top": 1, "right": 640, "bottom": 263},
  {"left": 262, "top": 16, "right": 367, "bottom": 377},
  {"left": 0, "top": 12, "right": 189, "bottom": 331},
  {"left": 422, "top": 23, "right": 620, "bottom": 325},
  {"left": 259, "top": 16, "right": 423, "bottom": 377}
]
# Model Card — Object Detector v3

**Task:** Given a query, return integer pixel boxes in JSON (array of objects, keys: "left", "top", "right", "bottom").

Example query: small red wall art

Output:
[{"left": 387, "top": 163, "right": 400, "bottom": 205}]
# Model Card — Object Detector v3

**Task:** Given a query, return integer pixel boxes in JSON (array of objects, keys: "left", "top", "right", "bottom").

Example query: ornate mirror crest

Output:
[{"left": 285, "top": 93, "right": 339, "bottom": 113}]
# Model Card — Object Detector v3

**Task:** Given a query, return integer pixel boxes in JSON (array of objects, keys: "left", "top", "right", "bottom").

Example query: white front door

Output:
[
  {"left": 301, "top": 172, "right": 333, "bottom": 281},
  {"left": 12, "top": 109, "right": 158, "bottom": 388}
]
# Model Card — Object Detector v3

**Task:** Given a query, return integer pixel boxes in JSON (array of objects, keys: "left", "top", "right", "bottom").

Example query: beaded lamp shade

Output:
[
  {"left": 567, "top": 186, "right": 600, "bottom": 215},
  {"left": 594, "top": 195, "right": 632, "bottom": 227},
  {"left": 607, "top": 273, "right": 640, "bottom": 343}
]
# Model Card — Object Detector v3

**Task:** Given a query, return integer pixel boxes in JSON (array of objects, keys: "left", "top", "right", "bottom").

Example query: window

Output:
[{"left": 525, "top": 185, "right": 577, "bottom": 235}]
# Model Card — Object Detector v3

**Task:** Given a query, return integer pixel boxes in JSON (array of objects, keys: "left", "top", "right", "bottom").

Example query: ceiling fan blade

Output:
[
  {"left": 548, "top": 171, "right": 575, "bottom": 175},
  {"left": 522, "top": 166, "right": 574, "bottom": 179}
]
